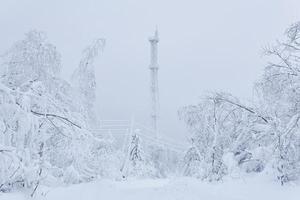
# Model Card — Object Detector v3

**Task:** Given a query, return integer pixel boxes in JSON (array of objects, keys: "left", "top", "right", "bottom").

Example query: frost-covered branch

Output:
[{"left": 30, "top": 110, "right": 82, "bottom": 129}]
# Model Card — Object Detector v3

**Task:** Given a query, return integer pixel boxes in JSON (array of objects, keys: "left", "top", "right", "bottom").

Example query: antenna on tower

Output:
[{"left": 148, "top": 29, "right": 160, "bottom": 139}]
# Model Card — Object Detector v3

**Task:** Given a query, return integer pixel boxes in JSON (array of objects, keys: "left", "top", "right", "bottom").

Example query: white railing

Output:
[{"left": 91, "top": 119, "right": 187, "bottom": 154}]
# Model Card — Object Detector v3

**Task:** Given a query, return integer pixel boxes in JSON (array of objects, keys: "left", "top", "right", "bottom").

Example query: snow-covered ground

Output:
[{"left": 1, "top": 175, "right": 300, "bottom": 200}]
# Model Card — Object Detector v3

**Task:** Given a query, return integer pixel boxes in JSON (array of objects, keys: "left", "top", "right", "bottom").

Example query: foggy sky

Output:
[{"left": 1, "top": 0, "right": 300, "bottom": 142}]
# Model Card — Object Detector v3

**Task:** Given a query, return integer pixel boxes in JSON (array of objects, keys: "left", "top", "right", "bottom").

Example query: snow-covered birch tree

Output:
[
  {"left": 71, "top": 39, "right": 105, "bottom": 130},
  {"left": 0, "top": 31, "right": 111, "bottom": 193}
]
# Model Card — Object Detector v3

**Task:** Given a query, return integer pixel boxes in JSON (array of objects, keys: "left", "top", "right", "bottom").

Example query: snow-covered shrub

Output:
[{"left": 0, "top": 146, "right": 25, "bottom": 192}]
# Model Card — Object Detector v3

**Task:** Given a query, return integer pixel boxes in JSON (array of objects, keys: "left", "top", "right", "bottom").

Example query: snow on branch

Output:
[{"left": 30, "top": 110, "right": 82, "bottom": 129}]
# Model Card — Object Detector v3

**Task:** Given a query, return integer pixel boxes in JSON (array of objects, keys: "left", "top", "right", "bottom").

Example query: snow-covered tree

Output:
[
  {"left": 1, "top": 31, "right": 61, "bottom": 90},
  {"left": 179, "top": 93, "right": 267, "bottom": 181},
  {"left": 121, "top": 130, "right": 156, "bottom": 178},
  {"left": 255, "top": 22, "right": 300, "bottom": 184},
  {"left": 180, "top": 22, "right": 300, "bottom": 184},
  {"left": 71, "top": 39, "right": 105, "bottom": 130},
  {"left": 0, "top": 31, "right": 111, "bottom": 194}
]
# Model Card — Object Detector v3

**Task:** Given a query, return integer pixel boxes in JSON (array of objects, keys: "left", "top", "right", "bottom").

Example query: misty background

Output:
[{"left": 1, "top": 0, "right": 300, "bottom": 143}]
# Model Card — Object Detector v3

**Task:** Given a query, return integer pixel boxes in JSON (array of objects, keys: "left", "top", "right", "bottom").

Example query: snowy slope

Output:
[{"left": 1, "top": 176, "right": 300, "bottom": 200}]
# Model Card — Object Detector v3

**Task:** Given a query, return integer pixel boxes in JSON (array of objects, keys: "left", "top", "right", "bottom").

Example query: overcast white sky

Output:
[{"left": 1, "top": 0, "right": 300, "bottom": 142}]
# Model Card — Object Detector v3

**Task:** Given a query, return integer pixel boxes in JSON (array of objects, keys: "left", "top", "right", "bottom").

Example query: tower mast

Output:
[{"left": 148, "top": 29, "right": 159, "bottom": 138}]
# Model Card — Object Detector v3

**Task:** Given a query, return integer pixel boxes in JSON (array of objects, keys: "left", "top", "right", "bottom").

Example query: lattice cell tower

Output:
[{"left": 148, "top": 29, "right": 160, "bottom": 138}]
